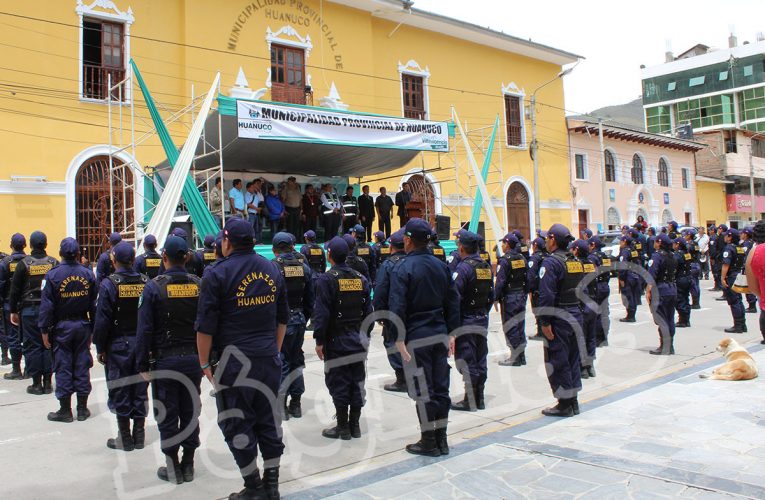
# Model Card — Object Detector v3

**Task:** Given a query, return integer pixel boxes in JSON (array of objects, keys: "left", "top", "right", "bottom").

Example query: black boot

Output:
[
  {"left": 157, "top": 454, "right": 183, "bottom": 484},
  {"left": 76, "top": 394, "right": 91, "bottom": 421},
  {"left": 263, "top": 467, "right": 280, "bottom": 500},
  {"left": 229, "top": 471, "right": 268, "bottom": 500},
  {"left": 348, "top": 406, "right": 362, "bottom": 439},
  {"left": 724, "top": 319, "right": 747, "bottom": 333},
  {"left": 571, "top": 398, "right": 580, "bottom": 415},
  {"left": 475, "top": 380, "right": 486, "bottom": 410},
  {"left": 322, "top": 405, "right": 351, "bottom": 440},
  {"left": 107, "top": 416, "right": 134, "bottom": 451},
  {"left": 691, "top": 303, "right": 701, "bottom": 310},
  {"left": 450, "top": 383, "right": 476, "bottom": 411},
  {"left": 280, "top": 396, "right": 290, "bottom": 422},
  {"left": 405, "top": 430, "right": 441, "bottom": 457},
  {"left": 587, "top": 366, "right": 596, "bottom": 378},
  {"left": 26, "top": 375, "right": 44, "bottom": 395},
  {"left": 47, "top": 395, "right": 73, "bottom": 423},
  {"left": 383, "top": 369, "right": 407, "bottom": 392},
  {"left": 434, "top": 427, "right": 449, "bottom": 455},
  {"left": 542, "top": 399, "right": 574, "bottom": 417},
  {"left": 649, "top": 338, "right": 674, "bottom": 355},
  {"left": 42, "top": 373, "right": 53, "bottom": 394},
  {"left": 1, "top": 347, "right": 10, "bottom": 365},
  {"left": 676, "top": 314, "right": 690, "bottom": 328},
  {"left": 580, "top": 366, "right": 590, "bottom": 380},
  {"left": 3, "top": 359, "right": 22, "bottom": 380},
  {"left": 180, "top": 448, "right": 195, "bottom": 482},
  {"left": 619, "top": 316, "right": 636, "bottom": 323},
  {"left": 747, "top": 305, "right": 758, "bottom": 313},
  {"left": 132, "top": 418, "right": 145, "bottom": 449},
  {"left": 287, "top": 395, "right": 302, "bottom": 418}
]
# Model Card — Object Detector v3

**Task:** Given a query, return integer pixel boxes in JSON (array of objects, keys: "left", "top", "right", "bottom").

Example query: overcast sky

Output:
[{"left": 415, "top": 0, "right": 764, "bottom": 114}]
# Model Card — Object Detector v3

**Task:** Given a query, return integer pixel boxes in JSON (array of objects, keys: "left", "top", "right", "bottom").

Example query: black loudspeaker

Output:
[
  {"left": 460, "top": 221, "right": 485, "bottom": 239},
  {"left": 169, "top": 221, "right": 194, "bottom": 247},
  {"left": 436, "top": 215, "right": 451, "bottom": 241}
]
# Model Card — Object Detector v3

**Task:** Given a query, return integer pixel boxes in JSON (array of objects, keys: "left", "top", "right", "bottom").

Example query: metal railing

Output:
[{"left": 83, "top": 64, "right": 126, "bottom": 100}]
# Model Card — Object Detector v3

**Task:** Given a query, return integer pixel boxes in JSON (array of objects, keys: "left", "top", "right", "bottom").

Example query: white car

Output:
[{"left": 597, "top": 232, "right": 623, "bottom": 258}]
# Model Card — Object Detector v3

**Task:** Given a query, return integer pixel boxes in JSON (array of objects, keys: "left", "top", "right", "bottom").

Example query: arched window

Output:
[
  {"left": 661, "top": 209, "right": 673, "bottom": 224},
  {"left": 606, "top": 207, "right": 620, "bottom": 230},
  {"left": 406, "top": 174, "right": 436, "bottom": 226},
  {"left": 658, "top": 158, "right": 669, "bottom": 187},
  {"left": 631, "top": 154, "right": 644, "bottom": 184},
  {"left": 604, "top": 150, "right": 616, "bottom": 182}
]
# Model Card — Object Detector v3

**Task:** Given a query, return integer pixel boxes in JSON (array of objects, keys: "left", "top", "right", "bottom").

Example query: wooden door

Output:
[
  {"left": 407, "top": 174, "right": 435, "bottom": 225},
  {"left": 506, "top": 182, "right": 530, "bottom": 240},
  {"left": 578, "top": 209, "right": 589, "bottom": 236}
]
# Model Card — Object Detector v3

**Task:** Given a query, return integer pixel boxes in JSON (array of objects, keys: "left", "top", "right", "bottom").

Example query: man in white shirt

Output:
[
  {"left": 319, "top": 184, "right": 342, "bottom": 241},
  {"left": 245, "top": 181, "right": 264, "bottom": 243},
  {"left": 228, "top": 179, "right": 246, "bottom": 219},
  {"left": 697, "top": 226, "right": 710, "bottom": 280}
]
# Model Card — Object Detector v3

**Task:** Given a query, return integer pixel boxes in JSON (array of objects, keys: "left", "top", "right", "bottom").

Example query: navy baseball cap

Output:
[
  {"left": 512, "top": 229, "right": 525, "bottom": 240},
  {"left": 30, "top": 231, "right": 47, "bottom": 249},
  {"left": 668, "top": 220, "right": 678, "bottom": 228},
  {"left": 572, "top": 239, "right": 589, "bottom": 255},
  {"left": 628, "top": 229, "right": 640, "bottom": 239},
  {"left": 725, "top": 228, "right": 739, "bottom": 238},
  {"left": 546, "top": 223, "right": 573, "bottom": 242},
  {"left": 459, "top": 231, "right": 480, "bottom": 246},
  {"left": 718, "top": 224, "right": 728, "bottom": 232},
  {"left": 580, "top": 228, "right": 593, "bottom": 238},
  {"left": 352, "top": 224, "right": 365, "bottom": 234},
  {"left": 272, "top": 232, "right": 294, "bottom": 247},
  {"left": 621, "top": 225, "right": 630, "bottom": 231},
  {"left": 453, "top": 228, "right": 468, "bottom": 239},
  {"left": 656, "top": 233, "right": 672, "bottom": 246},
  {"left": 203, "top": 234, "right": 215, "bottom": 247},
  {"left": 112, "top": 241, "right": 135, "bottom": 264},
  {"left": 304, "top": 230, "right": 317, "bottom": 241},
  {"left": 648, "top": 226, "right": 657, "bottom": 234},
  {"left": 109, "top": 232, "right": 122, "bottom": 246},
  {"left": 374, "top": 231, "right": 385, "bottom": 241},
  {"left": 163, "top": 235, "right": 188, "bottom": 260},
  {"left": 342, "top": 233, "right": 357, "bottom": 250},
  {"left": 223, "top": 218, "right": 254, "bottom": 246},
  {"left": 674, "top": 238, "right": 687, "bottom": 249},
  {"left": 144, "top": 234, "right": 157, "bottom": 247},
  {"left": 170, "top": 227, "right": 188, "bottom": 239},
  {"left": 501, "top": 233, "right": 519, "bottom": 246},
  {"left": 10, "top": 233, "right": 25, "bottom": 248},
  {"left": 326, "top": 236, "right": 349, "bottom": 262},
  {"left": 742, "top": 227, "right": 753, "bottom": 236},
  {"left": 59, "top": 237, "right": 79, "bottom": 259},
  {"left": 588, "top": 236, "right": 603, "bottom": 248},
  {"left": 389, "top": 229, "right": 405, "bottom": 247},
  {"left": 620, "top": 236, "right": 633, "bottom": 244},
  {"left": 405, "top": 218, "right": 432, "bottom": 240},
  {"left": 532, "top": 237, "right": 545, "bottom": 249}
]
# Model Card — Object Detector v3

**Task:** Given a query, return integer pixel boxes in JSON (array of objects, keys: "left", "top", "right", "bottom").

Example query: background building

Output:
[
  {"left": 568, "top": 120, "right": 704, "bottom": 232},
  {"left": 0, "top": 0, "right": 579, "bottom": 258},
  {"left": 641, "top": 34, "right": 765, "bottom": 226}
]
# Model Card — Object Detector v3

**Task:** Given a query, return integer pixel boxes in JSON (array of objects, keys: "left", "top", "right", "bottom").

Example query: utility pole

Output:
[
  {"left": 531, "top": 94, "right": 540, "bottom": 232},
  {"left": 598, "top": 119, "right": 608, "bottom": 232}
]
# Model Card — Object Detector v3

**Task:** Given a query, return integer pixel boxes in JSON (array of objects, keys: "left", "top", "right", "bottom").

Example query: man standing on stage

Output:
[
  {"left": 395, "top": 182, "right": 412, "bottom": 229},
  {"left": 358, "top": 185, "right": 375, "bottom": 242},
  {"left": 281, "top": 176, "right": 302, "bottom": 237},
  {"left": 320, "top": 184, "right": 342, "bottom": 241},
  {"left": 341, "top": 186, "right": 359, "bottom": 235},
  {"left": 375, "top": 186, "right": 394, "bottom": 238}
]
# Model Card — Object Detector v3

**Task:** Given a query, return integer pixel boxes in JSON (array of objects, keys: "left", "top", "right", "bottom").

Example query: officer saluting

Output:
[
  {"left": 134, "top": 234, "right": 162, "bottom": 279},
  {"left": 389, "top": 218, "right": 460, "bottom": 456},
  {"left": 450, "top": 230, "right": 493, "bottom": 412},
  {"left": 313, "top": 237, "right": 372, "bottom": 440},
  {"left": 197, "top": 234, "right": 217, "bottom": 273},
  {"left": 495, "top": 233, "right": 528, "bottom": 366},
  {"left": 299, "top": 230, "right": 326, "bottom": 274},
  {"left": 38, "top": 238, "right": 97, "bottom": 422},
  {"left": 135, "top": 236, "right": 202, "bottom": 484},
  {"left": 1, "top": 233, "right": 27, "bottom": 380},
  {"left": 272, "top": 232, "right": 314, "bottom": 421},
  {"left": 93, "top": 242, "right": 149, "bottom": 451},
  {"left": 9, "top": 231, "right": 58, "bottom": 395},
  {"left": 537, "top": 224, "right": 583, "bottom": 417},
  {"left": 373, "top": 229, "right": 407, "bottom": 392},
  {"left": 195, "top": 218, "right": 288, "bottom": 500},
  {"left": 646, "top": 234, "right": 678, "bottom": 355},
  {"left": 96, "top": 232, "right": 121, "bottom": 283}
]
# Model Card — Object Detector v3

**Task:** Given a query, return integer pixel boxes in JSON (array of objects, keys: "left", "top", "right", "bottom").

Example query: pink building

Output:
[{"left": 567, "top": 120, "right": 706, "bottom": 234}]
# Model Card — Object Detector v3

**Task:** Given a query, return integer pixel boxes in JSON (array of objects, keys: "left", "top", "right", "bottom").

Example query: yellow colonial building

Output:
[{"left": 0, "top": 0, "right": 579, "bottom": 258}]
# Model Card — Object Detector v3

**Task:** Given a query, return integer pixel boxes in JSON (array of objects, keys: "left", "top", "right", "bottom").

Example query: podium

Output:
[{"left": 406, "top": 201, "right": 424, "bottom": 221}]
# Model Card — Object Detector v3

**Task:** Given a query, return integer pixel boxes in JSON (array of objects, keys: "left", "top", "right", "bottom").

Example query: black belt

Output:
[
  {"left": 504, "top": 286, "right": 525, "bottom": 293},
  {"left": 156, "top": 345, "right": 198, "bottom": 359},
  {"left": 59, "top": 314, "right": 89, "bottom": 322}
]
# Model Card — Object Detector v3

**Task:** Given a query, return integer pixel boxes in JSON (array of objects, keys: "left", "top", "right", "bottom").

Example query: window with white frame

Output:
[
  {"left": 631, "top": 154, "right": 644, "bottom": 184},
  {"left": 657, "top": 157, "right": 670, "bottom": 187},
  {"left": 575, "top": 153, "right": 587, "bottom": 180},
  {"left": 76, "top": 1, "right": 134, "bottom": 102},
  {"left": 398, "top": 60, "right": 430, "bottom": 120},
  {"left": 681, "top": 168, "right": 690, "bottom": 189},
  {"left": 501, "top": 82, "right": 526, "bottom": 148}
]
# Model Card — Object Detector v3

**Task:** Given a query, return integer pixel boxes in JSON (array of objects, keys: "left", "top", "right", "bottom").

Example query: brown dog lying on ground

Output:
[{"left": 699, "top": 338, "right": 759, "bottom": 381}]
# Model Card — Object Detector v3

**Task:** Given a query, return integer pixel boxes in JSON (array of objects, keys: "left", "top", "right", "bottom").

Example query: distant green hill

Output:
[{"left": 571, "top": 98, "right": 645, "bottom": 131}]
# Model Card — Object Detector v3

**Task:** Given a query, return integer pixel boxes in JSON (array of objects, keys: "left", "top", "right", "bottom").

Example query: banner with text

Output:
[{"left": 237, "top": 101, "right": 449, "bottom": 152}]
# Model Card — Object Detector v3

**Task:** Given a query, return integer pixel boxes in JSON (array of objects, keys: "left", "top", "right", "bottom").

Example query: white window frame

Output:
[
  {"left": 265, "top": 25, "right": 314, "bottom": 90},
  {"left": 76, "top": 0, "right": 134, "bottom": 104},
  {"left": 574, "top": 152, "right": 588, "bottom": 180},
  {"left": 398, "top": 60, "right": 430, "bottom": 120},
  {"left": 604, "top": 148, "right": 618, "bottom": 183},
  {"left": 501, "top": 82, "right": 527, "bottom": 149},
  {"left": 681, "top": 167, "right": 691, "bottom": 190},
  {"left": 657, "top": 156, "right": 672, "bottom": 188}
]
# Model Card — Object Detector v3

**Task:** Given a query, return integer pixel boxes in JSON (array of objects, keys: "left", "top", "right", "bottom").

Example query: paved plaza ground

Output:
[{"left": 1, "top": 280, "right": 764, "bottom": 499}]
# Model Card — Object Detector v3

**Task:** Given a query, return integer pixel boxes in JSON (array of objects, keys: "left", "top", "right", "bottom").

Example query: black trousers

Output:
[{"left": 378, "top": 218, "right": 392, "bottom": 238}]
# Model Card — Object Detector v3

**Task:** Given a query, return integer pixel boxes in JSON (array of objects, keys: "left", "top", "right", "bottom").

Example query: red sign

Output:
[{"left": 726, "top": 194, "right": 765, "bottom": 212}]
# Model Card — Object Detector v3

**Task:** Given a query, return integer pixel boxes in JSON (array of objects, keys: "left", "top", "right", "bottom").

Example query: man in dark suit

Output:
[
  {"left": 358, "top": 185, "right": 375, "bottom": 242},
  {"left": 395, "top": 182, "right": 412, "bottom": 230}
]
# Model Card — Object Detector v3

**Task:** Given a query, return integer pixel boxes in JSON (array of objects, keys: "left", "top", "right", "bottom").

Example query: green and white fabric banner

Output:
[{"left": 237, "top": 100, "right": 449, "bottom": 152}]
